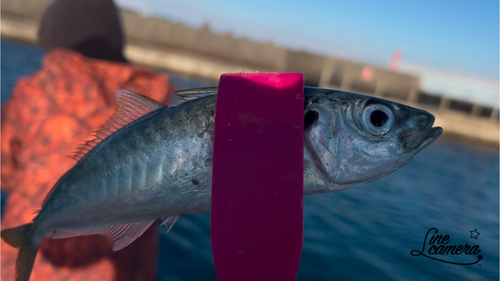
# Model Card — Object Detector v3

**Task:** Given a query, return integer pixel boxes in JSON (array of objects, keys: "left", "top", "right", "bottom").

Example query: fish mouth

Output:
[
  {"left": 405, "top": 126, "right": 443, "bottom": 154},
  {"left": 416, "top": 126, "right": 443, "bottom": 152},
  {"left": 398, "top": 107, "right": 443, "bottom": 154}
]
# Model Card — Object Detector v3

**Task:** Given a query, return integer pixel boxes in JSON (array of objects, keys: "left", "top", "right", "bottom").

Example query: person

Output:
[{"left": 1, "top": 0, "right": 175, "bottom": 280}]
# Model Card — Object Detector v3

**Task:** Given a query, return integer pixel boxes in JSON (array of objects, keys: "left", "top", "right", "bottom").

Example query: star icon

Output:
[{"left": 470, "top": 229, "right": 480, "bottom": 239}]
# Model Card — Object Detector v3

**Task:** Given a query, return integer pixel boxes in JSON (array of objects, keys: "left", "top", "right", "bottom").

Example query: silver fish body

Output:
[
  {"left": 1, "top": 87, "right": 442, "bottom": 281},
  {"left": 39, "top": 94, "right": 218, "bottom": 235}
]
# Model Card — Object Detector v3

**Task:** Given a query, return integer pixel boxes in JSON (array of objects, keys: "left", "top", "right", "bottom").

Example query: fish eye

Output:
[
  {"left": 362, "top": 104, "right": 394, "bottom": 135},
  {"left": 304, "top": 110, "right": 319, "bottom": 129}
]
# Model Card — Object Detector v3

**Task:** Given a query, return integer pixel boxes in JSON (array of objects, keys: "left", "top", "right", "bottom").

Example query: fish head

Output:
[{"left": 304, "top": 88, "right": 443, "bottom": 191}]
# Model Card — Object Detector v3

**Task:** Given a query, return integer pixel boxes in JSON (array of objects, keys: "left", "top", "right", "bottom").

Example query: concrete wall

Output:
[
  {"left": 119, "top": 8, "right": 423, "bottom": 106},
  {"left": 2, "top": 0, "right": 49, "bottom": 17},
  {"left": 121, "top": 10, "right": 288, "bottom": 71},
  {"left": 1, "top": 0, "right": 418, "bottom": 89}
]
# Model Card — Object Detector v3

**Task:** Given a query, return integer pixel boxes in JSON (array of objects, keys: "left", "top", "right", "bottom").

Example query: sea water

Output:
[{"left": 2, "top": 39, "right": 498, "bottom": 281}]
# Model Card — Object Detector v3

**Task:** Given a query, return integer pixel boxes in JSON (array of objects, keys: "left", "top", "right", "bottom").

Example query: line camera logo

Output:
[{"left": 411, "top": 228, "right": 483, "bottom": 265}]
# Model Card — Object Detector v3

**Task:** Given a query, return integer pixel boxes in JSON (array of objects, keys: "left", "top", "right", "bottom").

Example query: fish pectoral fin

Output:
[
  {"left": 160, "top": 215, "right": 179, "bottom": 233},
  {"left": 50, "top": 221, "right": 155, "bottom": 251}
]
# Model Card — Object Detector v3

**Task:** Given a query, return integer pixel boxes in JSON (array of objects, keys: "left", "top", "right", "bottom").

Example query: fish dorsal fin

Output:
[
  {"left": 160, "top": 215, "right": 179, "bottom": 233},
  {"left": 50, "top": 221, "right": 155, "bottom": 251},
  {"left": 175, "top": 87, "right": 218, "bottom": 104},
  {"left": 70, "top": 90, "right": 166, "bottom": 161}
]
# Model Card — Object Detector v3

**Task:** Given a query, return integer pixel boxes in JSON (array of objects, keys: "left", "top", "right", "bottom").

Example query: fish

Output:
[{"left": 1, "top": 87, "right": 442, "bottom": 281}]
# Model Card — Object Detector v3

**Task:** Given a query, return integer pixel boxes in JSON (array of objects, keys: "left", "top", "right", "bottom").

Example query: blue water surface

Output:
[{"left": 1, "top": 38, "right": 498, "bottom": 281}]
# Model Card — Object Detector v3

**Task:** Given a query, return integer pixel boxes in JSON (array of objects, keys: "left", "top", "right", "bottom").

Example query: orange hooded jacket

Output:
[{"left": 1, "top": 48, "right": 175, "bottom": 281}]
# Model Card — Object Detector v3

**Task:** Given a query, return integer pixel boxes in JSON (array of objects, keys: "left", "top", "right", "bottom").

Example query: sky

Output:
[{"left": 116, "top": 0, "right": 499, "bottom": 81}]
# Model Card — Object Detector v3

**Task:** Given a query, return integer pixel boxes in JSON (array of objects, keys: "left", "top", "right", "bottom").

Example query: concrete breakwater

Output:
[{"left": 1, "top": 0, "right": 498, "bottom": 145}]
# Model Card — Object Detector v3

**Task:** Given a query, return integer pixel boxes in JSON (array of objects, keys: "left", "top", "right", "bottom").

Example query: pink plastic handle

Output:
[{"left": 211, "top": 73, "right": 305, "bottom": 281}]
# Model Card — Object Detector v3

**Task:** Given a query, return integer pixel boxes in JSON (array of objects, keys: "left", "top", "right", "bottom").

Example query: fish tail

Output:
[
  {"left": 1, "top": 223, "right": 40, "bottom": 281},
  {"left": 2, "top": 223, "right": 32, "bottom": 248}
]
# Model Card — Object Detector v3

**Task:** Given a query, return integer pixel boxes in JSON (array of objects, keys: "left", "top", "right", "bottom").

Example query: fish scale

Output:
[{"left": 1, "top": 87, "right": 442, "bottom": 281}]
